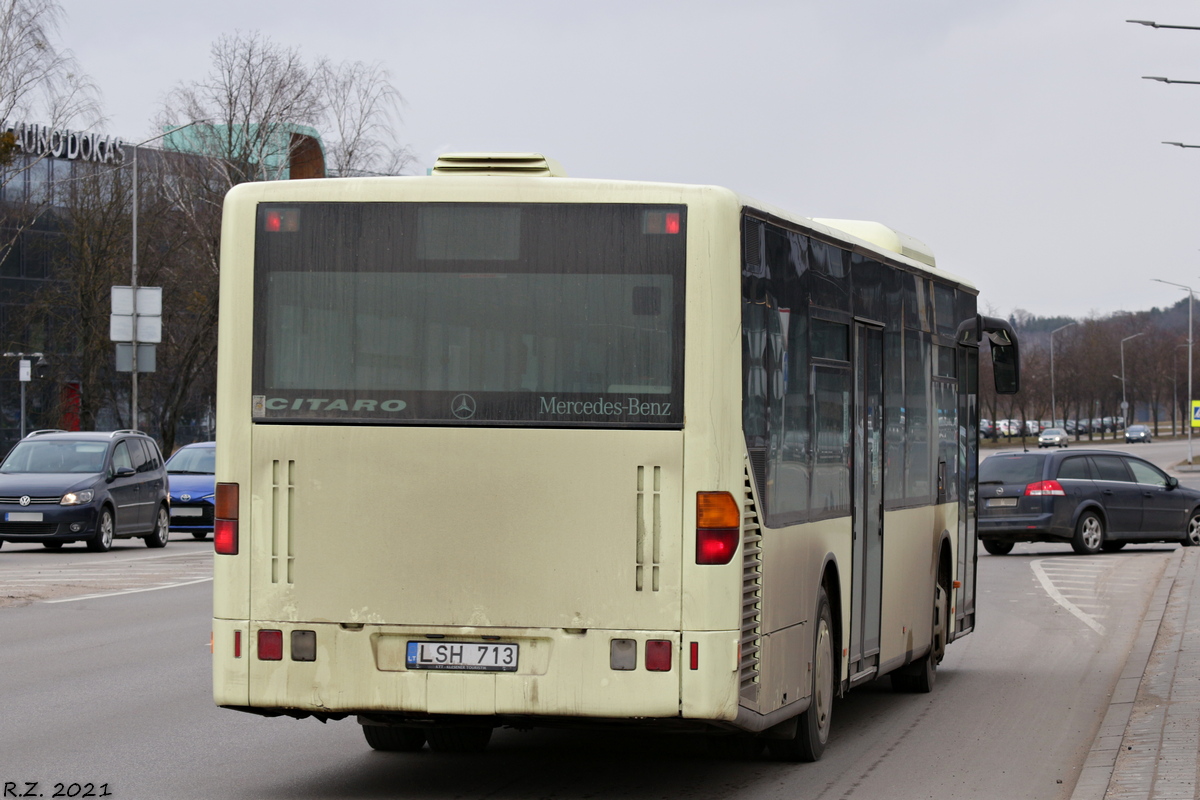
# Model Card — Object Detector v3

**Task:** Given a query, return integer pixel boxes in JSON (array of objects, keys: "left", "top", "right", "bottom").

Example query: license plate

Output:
[
  {"left": 5, "top": 512, "right": 43, "bottom": 522},
  {"left": 171, "top": 507, "right": 203, "bottom": 517},
  {"left": 406, "top": 641, "right": 518, "bottom": 672},
  {"left": 986, "top": 498, "right": 1018, "bottom": 508}
]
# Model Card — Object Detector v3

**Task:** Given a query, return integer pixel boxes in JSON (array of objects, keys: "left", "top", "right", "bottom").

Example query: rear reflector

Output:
[
  {"left": 234, "top": 630, "right": 242, "bottom": 659},
  {"left": 690, "top": 641, "right": 699, "bottom": 670},
  {"left": 258, "top": 630, "right": 283, "bottom": 660},
  {"left": 645, "top": 640, "right": 672, "bottom": 671}
]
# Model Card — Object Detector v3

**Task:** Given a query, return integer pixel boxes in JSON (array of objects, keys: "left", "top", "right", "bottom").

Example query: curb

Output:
[{"left": 1068, "top": 548, "right": 1183, "bottom": 800}]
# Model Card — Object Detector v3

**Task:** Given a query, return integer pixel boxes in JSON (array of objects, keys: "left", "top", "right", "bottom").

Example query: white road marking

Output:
[
  {"left": 1031, "top": 558, "right": 1106, "bottom": 635},
  {"left": 44, "top": 576, "right": 213, "bottom": 604}
]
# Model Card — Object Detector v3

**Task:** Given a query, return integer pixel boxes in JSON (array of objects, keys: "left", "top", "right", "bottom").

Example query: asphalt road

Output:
[{"left": 0, "top": 446, "right": 1188, "bottom": 799}]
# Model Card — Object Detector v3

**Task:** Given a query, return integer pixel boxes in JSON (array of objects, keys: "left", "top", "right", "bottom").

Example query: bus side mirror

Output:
[{"left": 980, "top": 316, "right": 1020, "bottom": 395}]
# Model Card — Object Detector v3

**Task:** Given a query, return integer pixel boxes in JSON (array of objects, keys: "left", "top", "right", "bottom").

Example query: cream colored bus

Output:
[{"left": 212, "top": 153, "right": 1019, "bottom": 760}]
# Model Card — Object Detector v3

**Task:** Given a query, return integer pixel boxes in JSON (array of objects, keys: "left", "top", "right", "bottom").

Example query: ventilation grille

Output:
[
  {"left": 742, "top": 217, "right": 765, "bottom": 276},
  {"left": 739, "top": 462, "right": 763, "bottom": 703},
  {"left": 431, "top": 152, "right": 567, "bottom": 177},
  {"left": 271, "top": 459, "right": 295, "bottom": 584},
  {"left": 635, "top": 465, "right": 662, "bottom": 592}
]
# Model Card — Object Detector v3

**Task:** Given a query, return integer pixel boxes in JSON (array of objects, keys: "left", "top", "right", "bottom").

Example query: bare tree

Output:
[
  {"left": 0, "top": 0, "right": 100, "bottom": 184},
  {"left": 319, "top": 59, "right": 413, "bottom": 176}
]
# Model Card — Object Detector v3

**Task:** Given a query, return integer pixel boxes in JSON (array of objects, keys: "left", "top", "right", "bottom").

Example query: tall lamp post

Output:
[
  {"left": 3, "top": 352, "right": 47, "bottom": 438},
  {"left": 1050, "top": 322, "right": 1076, "bottom": 426},
  {"left": 127, "top": 119, "right": 207, "bottom": 429},
  {"left": 1153, "top": 279, "right": 1195, "bottom": 465},
  {"left": 1117, "top": 333, "right": 1145, "bottom": 430}
]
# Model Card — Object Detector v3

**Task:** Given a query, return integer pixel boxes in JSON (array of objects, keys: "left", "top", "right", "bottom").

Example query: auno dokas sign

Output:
[{"left": 3, "top": 121, "right": 125, "bottom": 164}]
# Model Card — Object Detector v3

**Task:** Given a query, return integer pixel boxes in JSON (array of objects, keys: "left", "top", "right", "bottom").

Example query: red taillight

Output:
[
  {"left": 697, "top": 492, "right": 740, "bottom": 565},
  {"left": 697, "top": 529, "right": 739, "bottom": 564},
  {"left": 689, "top": 641, "right": 699, "bottom": 670},
  {"left": 1024, "top": 480, "right": 1066, "bottom": 497},
  {"left": 214, "top": 482, "right": 239, "bottom": 555},
  {"left": 258, "top": 630, "right": 283, "bottom": 660},
  {"left": 646, "top": 640, "right": 672, "bottom": 671}
]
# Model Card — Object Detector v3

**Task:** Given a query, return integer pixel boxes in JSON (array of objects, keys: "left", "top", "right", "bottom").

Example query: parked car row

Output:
[
  {"left": 977, "top": 449, "right": 1200, "bottom": 556},
  {"left": 0, "top": 431, "right": 215, "bottom": 552},
  {"left": 981, "top": 417, "right": 1135, "bottom": 438}
]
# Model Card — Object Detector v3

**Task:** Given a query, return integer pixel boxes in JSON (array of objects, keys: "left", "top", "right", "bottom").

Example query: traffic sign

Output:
[{"left": 1192, "top": 400, "right": 1200, "bottom": 427}]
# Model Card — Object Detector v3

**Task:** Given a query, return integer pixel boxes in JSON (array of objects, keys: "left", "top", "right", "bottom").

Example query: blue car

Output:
[{"left": 165, "top": 441, "right": 215, "bottom": 539}]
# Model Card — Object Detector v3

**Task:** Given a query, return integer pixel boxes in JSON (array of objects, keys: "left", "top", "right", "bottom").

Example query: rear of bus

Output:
[{"left": 212, "top": 160, "right": 749, "bottom": 748}]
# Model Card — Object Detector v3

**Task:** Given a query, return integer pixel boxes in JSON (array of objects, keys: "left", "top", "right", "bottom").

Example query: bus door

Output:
[
  {"left": 955, "top": 345, "right": 979, "bottom": 635},
  {"left": 850, "top": 322, "right": 884, "bottom": 678}
]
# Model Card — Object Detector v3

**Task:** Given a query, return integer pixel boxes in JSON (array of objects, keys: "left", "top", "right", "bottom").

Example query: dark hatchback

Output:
[
  {"left": 0, "top": 430, "right": 170, "bottom": 552},
  {"left": 977, "top": 449, "right": 1200, "bottom": 555}
]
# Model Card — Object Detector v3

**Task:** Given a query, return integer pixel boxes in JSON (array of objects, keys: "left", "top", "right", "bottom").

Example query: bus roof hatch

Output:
[
  {"left": 812, "top": 218, "right": 936, "bottom": 268},
  {"left": 432, "top": 152, "right": 568, "bottom": 177}
]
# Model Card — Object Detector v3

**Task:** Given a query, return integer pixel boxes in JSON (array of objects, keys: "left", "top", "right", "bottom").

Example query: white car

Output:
[{"left": 1038, "top": 428, "right": 1069, "bottom": 448}]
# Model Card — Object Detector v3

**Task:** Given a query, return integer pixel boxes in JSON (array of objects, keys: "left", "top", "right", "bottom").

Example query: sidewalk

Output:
[{"left": 1071, "top": 546, "right": 1200, "bottom": 799}]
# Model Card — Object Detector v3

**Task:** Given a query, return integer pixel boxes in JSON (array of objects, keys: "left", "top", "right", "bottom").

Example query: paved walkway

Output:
[{"left": 1071, "top": 546, "right": 1200, "bottom": 799}]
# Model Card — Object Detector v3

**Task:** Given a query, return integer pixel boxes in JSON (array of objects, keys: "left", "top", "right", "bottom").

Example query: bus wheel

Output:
[
  {"left": 892, "top": 580, "right": 947, "bottom": 694},
  {"left": 427, "top": 725, "right": 492, "bottom": 754},
  {"left": 981, "top": 539, "right": 1014, "bottom": 556},
  {"left": 768, "top": 588, "right": 833, "bottom": 762},
  {"left": 361, "top": 724, "right": 426, "bottom": 752}
]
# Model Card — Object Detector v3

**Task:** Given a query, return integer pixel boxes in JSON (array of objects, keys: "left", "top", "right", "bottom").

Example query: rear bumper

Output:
[
  {"left": 977, "top": 512, "right": 1072, "bottom": 542},
  {"left": 214, "top": 619, "right": 741, "bottom": 725}
]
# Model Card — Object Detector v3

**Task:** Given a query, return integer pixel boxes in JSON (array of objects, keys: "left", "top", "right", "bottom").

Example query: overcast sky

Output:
[{"left": 52, "top": 0, "right": 1200, "bottom": 321}]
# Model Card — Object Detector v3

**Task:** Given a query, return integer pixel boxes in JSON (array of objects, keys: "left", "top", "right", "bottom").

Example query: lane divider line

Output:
[{"left": 1031, "top": 558, "right": 1106, "bottom": 635}]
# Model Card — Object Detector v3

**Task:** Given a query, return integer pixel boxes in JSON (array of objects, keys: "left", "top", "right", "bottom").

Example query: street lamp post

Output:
[
  {"left": 3, "top": 352, "right": 46, "bottom": 438},
  {"left": 128, "top": 119, "right": 206, "bottom": 430},
  {"left": 1050, "top": 322, "right": 1076, "bottom": 425},
  {"left": 1153, "top": 279, "right": 1195, "bottom": 465},
  {"left": 1118, "top": 333, "right": 1145, "bottom": 430}
]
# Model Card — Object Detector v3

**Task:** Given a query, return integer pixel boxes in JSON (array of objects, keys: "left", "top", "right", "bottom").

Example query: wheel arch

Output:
[{"left": 818, "top": 553, "right": 843, "bottom": 696}]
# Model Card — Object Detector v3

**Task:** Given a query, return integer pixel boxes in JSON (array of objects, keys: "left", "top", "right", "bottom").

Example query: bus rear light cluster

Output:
[
  {"left": 256, "top": 629, "right": 317, "bottom": 661},
  {"left": 609, "top": 638, "right": 681, "bottom": 671},
  {"left": 214, "top": 482, "right": 239, "bottom": 555},
  {"left": 696, "top": 491, "right": 740, "bottom": 565}
]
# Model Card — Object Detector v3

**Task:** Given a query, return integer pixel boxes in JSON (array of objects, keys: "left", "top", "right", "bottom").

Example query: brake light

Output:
[
  {"left": 1025, "top": 480, "right": 1066, "bottom": 497},
  {"left": 214, "top": 482, "right": 239, "bottom": 555},
  {"left": 258, "top": 630, "right": 283, "bottom": 660},
  {"left": 645, "top": 640, "right": 672, "bottom": 671},
  {"left": 696, "top": 492, "right": 740, "bottom": 565}
]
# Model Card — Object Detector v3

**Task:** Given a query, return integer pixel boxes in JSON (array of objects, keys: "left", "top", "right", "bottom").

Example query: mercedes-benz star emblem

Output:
[
  {"left": 19, "top": 496, "right": 30, "bottom": 506},
  {"left": 451, "top": 393, "right": 477, "bottom": 420}
]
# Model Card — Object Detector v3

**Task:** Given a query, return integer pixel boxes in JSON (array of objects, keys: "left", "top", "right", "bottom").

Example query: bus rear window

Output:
[{"left": 251, "top": 202, "right": 685, "bottom": 427}]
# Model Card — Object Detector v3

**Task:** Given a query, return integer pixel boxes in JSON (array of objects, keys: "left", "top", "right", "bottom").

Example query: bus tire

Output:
[
  {"left": 1072, "top": 511, "right": 1104, "bottom": 555},
  {"left": 981, "top": 539, "right": 1014, "bottom": 556},
  {"left": 427, "top": 725, "right": 492, "bottom": 754},
  {"left": 361, "top": 724, "right": 426, "bottom": 752},
  {"left": 768, "top": 588, "right": 833, "bottom": 762},
  {"left": 892, "top": 579, "right": 947, "bottom": 694}
]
